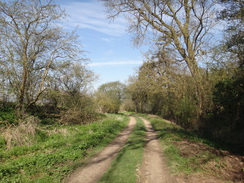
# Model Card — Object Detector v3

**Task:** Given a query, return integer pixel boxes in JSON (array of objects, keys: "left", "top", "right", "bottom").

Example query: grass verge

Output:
[
  {"left": 99, "top": 117, "right": 146, "bottom": 183},
  {"left": 143, "top": 116, "right": 220, "bottom": 174},
  {"left": 0, "top": 114, "right": 128, "bottom": 183}
]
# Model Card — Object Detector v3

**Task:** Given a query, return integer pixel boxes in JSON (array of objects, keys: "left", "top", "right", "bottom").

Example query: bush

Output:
[
  {"left": 200, "top": 76, "right": 244, "bottom": 153},
  {"left": 175, "top": 97, "right": 197, "bottom": 129},
  {"left": 60, "top": 108, "right": 97, "bottom": 125}
]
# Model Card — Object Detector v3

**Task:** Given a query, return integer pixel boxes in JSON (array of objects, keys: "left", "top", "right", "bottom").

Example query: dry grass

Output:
[
  {"left": 2, "top": 115, "right": 39, "bottom": 149},
  {"left": 47, "top": 128, "right": 69, "bottom": 136}
]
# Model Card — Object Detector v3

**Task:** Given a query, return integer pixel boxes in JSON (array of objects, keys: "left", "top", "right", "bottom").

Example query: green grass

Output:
[
  {"left": 99, "top": 117, "right": 146, "bottom": 183},
  {"left": 0, "top": 114, "right": 128, "bottom": 183},
  {"left": 126, "top": 112, "right": 148, "bottom": 118},
  {"left": 144, "top": 116, "right": 219, "bottom": 174},
  {"left": 163, "top": 145, "right": 212, "bottom": 174}
]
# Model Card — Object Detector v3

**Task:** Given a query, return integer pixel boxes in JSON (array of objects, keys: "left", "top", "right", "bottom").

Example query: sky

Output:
[
  {"left": 57, "top": 0, "right": 226, "bottom": 89},
  {"left": 58, "top": 0, "right": 147, "bottom": 88}
]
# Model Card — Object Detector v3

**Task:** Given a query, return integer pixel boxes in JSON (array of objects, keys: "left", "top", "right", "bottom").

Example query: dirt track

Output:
[
  {"left": 65, "top": 116, "right": 176, "bottom": 183},
  {"left": 65, "top": 117, "right": 136, "bottom": 183},
  {"left": 137, "top": 117, "right": 177, "bottom": 183}
]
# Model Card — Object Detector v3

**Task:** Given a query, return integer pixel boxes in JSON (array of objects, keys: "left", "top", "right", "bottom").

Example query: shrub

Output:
[{"left": 60, "top": 108, "right": 97, "bottom": 125}]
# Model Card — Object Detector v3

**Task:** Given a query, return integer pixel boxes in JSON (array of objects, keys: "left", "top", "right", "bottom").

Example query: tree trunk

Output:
[{"left": 186, "top": 57, "right": 205, "bottom": 117}]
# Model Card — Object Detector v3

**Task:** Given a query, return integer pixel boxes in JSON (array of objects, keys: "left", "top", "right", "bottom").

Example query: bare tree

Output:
[
  {"left": 0, "top": 0, "right": 85, "bottom": 116},
  {"left": 53, "top": 63, "right": 96, "bottom": 95},
  {"left": 104, "top": 0, "right": 217, "bottom": 115},
  {"left": 45, "top": 63, "right": 97, "bottom": 109}
]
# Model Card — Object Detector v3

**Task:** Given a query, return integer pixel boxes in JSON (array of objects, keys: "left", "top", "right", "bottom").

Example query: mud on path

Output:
[
  {"left": 137, "top": 117, "right": 177, "bottom": 183},
  {"left": 65, "top": 117, "right": 136, "bottom": 183}
]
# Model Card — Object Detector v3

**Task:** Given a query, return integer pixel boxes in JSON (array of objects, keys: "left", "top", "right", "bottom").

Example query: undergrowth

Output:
[
  {"left": 0, "top": 114, "right": 128, "bottom": 182},
  {"left": 99, "top": 117, "right": 146, "bottom": 183},
  {"left": 0, "top": 103, "right": 16, "bottom": 125}
]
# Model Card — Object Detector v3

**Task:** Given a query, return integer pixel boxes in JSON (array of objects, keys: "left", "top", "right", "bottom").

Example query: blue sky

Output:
[
  {"left": 58, "top": 0, "right": 147, "bottom": 88},
  {"left": 57, "top": 0, "right": 226, "bottom": 89}
]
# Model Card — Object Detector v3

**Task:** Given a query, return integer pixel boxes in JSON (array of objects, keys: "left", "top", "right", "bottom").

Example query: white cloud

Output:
[
  {"left": 61, "top": 1, "right": 127, "bottom": 36},
  {"left": 104, "top": 49, "right": 114, "bottom": 55},
  {"left": 100, "top": 37, "right": 113, "bottom": 42},
  {"left": 88, "top": 60, "right": 143, "bottom": 67}
]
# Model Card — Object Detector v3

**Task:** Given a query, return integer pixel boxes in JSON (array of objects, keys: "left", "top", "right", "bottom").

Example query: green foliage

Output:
[
  {"left": 0, "top": 102, "right": 16, "bottom": 124},
  {"left": 175, "top": 97, "right": 197, "bottom": 129},
  {"left": 121, "top": 98, "right": 136, "bottom": 112},
  {"left": 213, "top": 78, "right": 243, "bottom": 112},
  {"left": 126, "top": 76, "right": 150, "bottom": 113},
  {"left": 125, "top": 60, "right": 200, "bottom": 129},
  {"left": 100, "top": 117, "right": 146, "bottom": 183},
  {"left": 0, "top": 137, "right": 5, "bottom": 149},
  {"left": 219, "top": 0, "right": 244, "bottom": 66},
  {"left": 203, "top": 74, "right": 244, "bottom": 152},
  {"left": 98, "top": 81, "right": 126, "bottom": 102},
  {"left": 214, "top": 1, "right": 244, "bottom": 142},
  {"left": 0, "top": 114, "right": 128, "bottom": 182},
  {"left": 96, "top": 93, "right": 120, "bottom": 113},
  {"left": 125, "top": 40, "right": 243, "bottom": 152},
  {"left": 96, "top": 81, "right": 126, "bottom": 113},
  {"left": 0, "top": 111, "right": 15, "bottom": 124},
  {"left": 0, "top": 102, "right": 15, "bottom": 112}
]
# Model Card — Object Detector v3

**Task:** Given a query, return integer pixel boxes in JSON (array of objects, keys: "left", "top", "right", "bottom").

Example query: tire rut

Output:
[
  {"left": 137, "top": 117, "right": 178, "bottom": 183},
  {"left": 65, "top": 116, "right": 136, "bottom": 183}
]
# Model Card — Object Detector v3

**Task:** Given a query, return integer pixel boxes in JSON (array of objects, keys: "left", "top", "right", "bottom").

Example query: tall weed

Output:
[{"left": 2, "top": 115, "right": 39, "bottom": 149}]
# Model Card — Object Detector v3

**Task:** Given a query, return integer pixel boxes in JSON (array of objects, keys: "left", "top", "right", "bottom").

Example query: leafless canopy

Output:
[
  {"left": 104, "top": 0, "right": 216, "bottom": 60},
  {"left": 0, "top": 0, "right": 86, "bottom": 113}
]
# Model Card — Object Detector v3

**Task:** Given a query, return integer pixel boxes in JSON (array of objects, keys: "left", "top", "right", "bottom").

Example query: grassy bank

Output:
[
  {"left": 143, "top": 115, "right": 243, "bottom": 182},
  {"left": 0, "top": 114, "right": 128, "bottom": 183},
  {"left": 144, "top": 116, "right": 219, "bottom": 174},
  {"left": 99, "top": 117, "right": 146, "bottom": 183}
]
